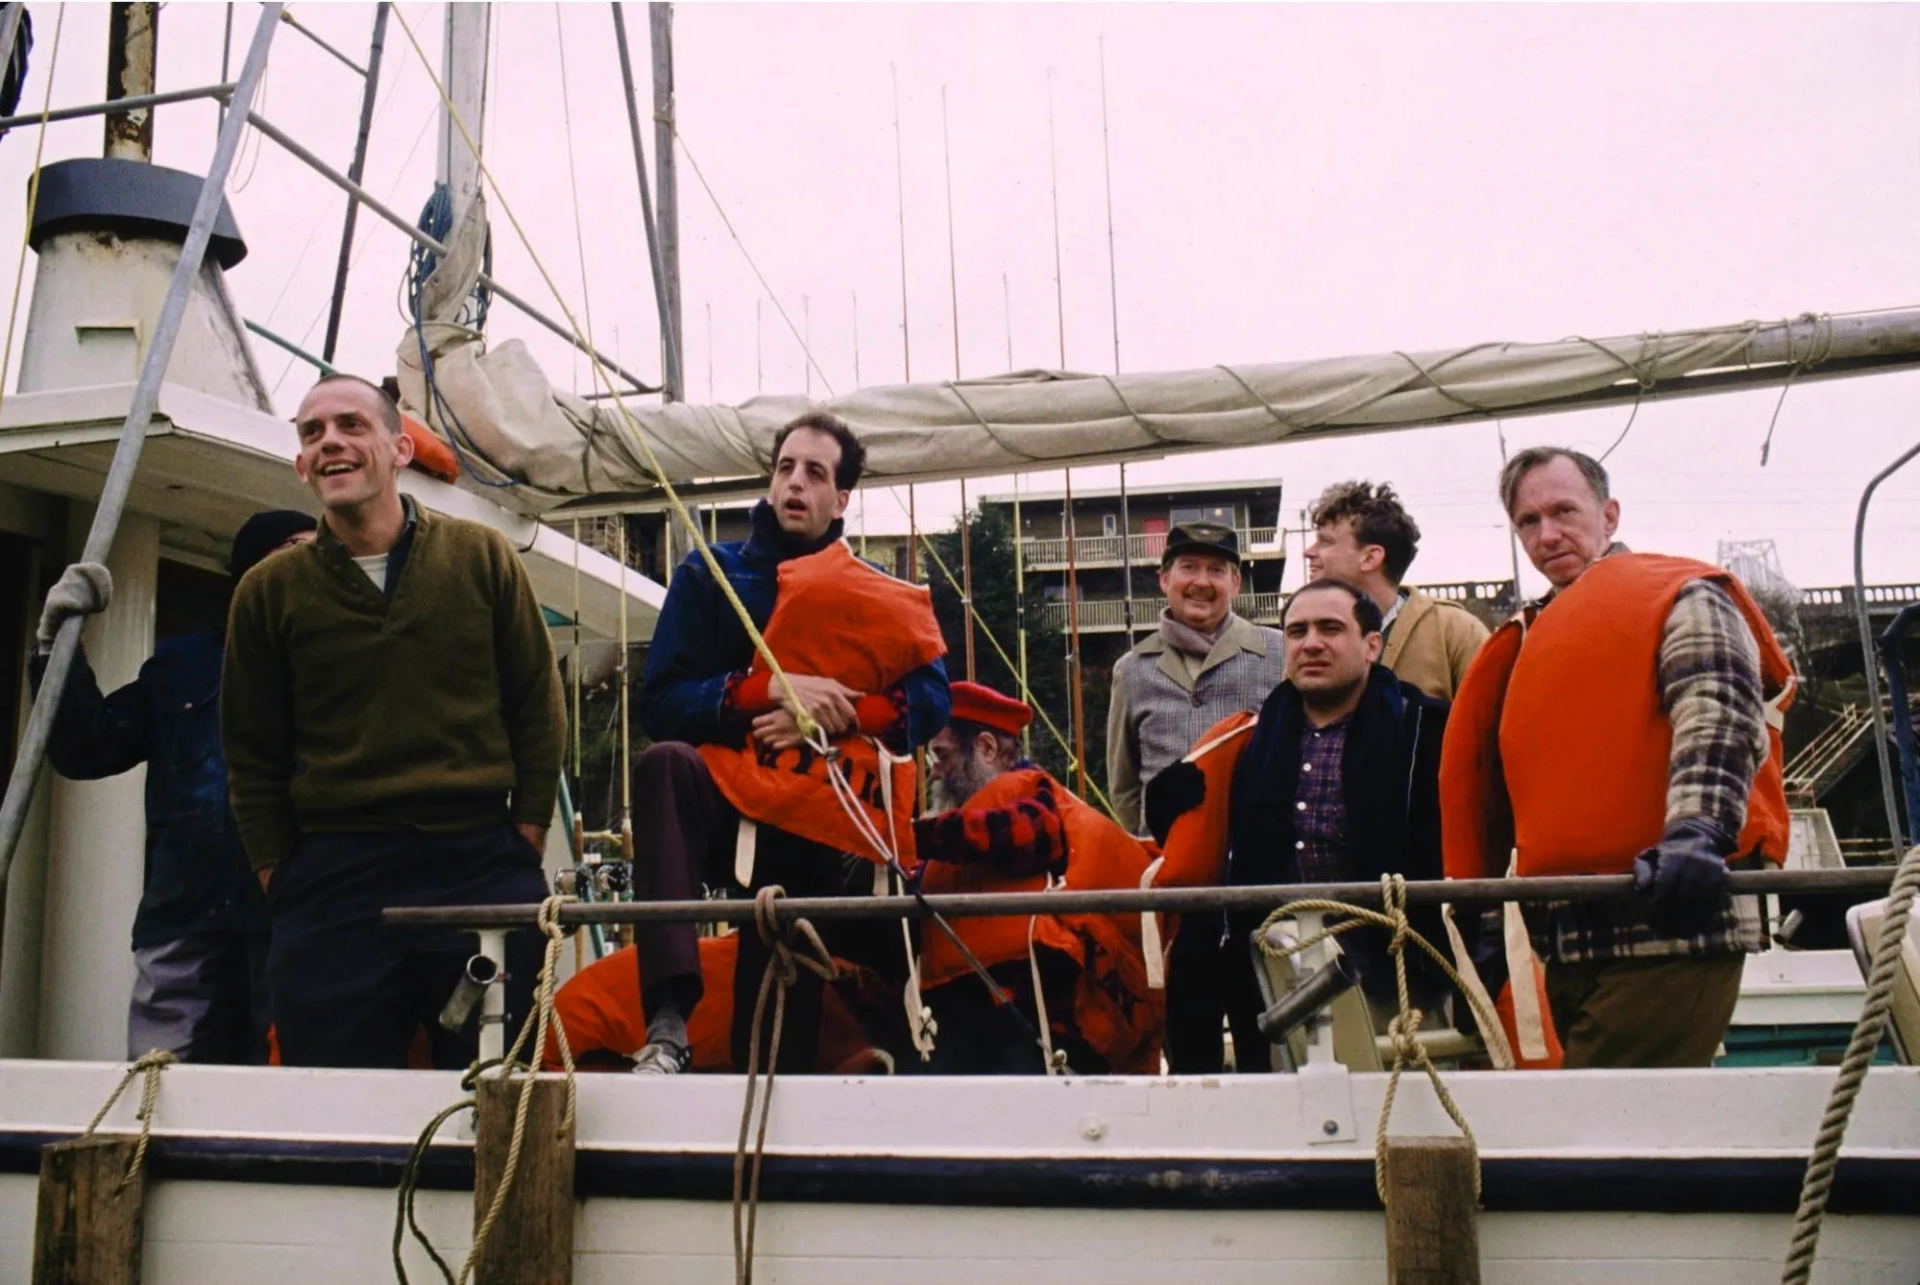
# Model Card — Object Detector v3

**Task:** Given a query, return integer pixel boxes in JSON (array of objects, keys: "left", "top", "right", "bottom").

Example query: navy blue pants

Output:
[{"left": 266, "top": 825, "right": 548, "bottom": 1070}]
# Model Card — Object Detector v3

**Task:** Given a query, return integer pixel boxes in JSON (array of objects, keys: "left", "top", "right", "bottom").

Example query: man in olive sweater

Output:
[{"left": 223, "top": 374, "right": 565, "bottom": 1069}]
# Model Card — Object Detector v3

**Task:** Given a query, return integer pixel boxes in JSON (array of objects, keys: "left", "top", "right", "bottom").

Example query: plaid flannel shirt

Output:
[
  {"left": 1292, "top": 716, "right": 1356, "bottom": 884},
  {"left": 1526, "top": 575, "right": 1769, "bottom": 963}
]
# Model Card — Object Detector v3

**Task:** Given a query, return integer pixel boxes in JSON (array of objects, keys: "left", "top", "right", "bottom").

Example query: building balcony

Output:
[
  {"left": 1019, "top": 527, "right": 1283, "bottom": 572},
  {"left": 1037, "top": 592, "right": 1284, "bottom": 634}
]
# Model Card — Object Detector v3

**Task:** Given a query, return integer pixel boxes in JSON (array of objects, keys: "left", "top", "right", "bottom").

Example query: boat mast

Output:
[
  {"left": 610, "top": 0, "right": 679, "bottom": 402},
  {"left": 1047, "top": 68, "right": 1087, "bottom": 796},
  {"left": 104, "top": 3, "right": 157, "bottom": 160},
  {"left": 890, "top": 64, "right": 918, "bottom": 585},
  {"left": 1099, "top": 36, "right": 1135, "bottom": 645},
  {"left": 649, "top": 2, "right": 684, "bottom": 401},
  {"left": 437, "top": 4, "right": 489, "bottom": 234},
  {"left": 1006, "top": 270, "right": 1031, "bottom": 757},
  {"left": 321, "top": 4, "right": 389, "bottom": 364},
  {"left": 943, "top": 85, "right": 976, "bottom": 681}
]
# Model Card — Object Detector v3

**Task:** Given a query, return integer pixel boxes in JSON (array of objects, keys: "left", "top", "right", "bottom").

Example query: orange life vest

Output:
[
  {"left": 1151, "top": 711, "right": 1257, "bottom": 890},
  {"left": 919, "top": 768, "right": 1163, "bottom": 1073},
  {"left": 1441, "top": 552, "right": 1794, "bottom": 880},
  {"left": 400, "top": 412, "right": 461, "bottom": 483},
  {"left": 699, "top": 541, "right": 946, "bottom": 866},
  {"left": 542, "top": 934, "right": 877, "bottom": 1074}
]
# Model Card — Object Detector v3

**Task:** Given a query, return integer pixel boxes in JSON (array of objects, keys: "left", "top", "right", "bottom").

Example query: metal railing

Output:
[
  {"left": 1039, "top": 591, "right": 1283, "bottom": 633},
  {"left": 1784, "top": 704, "right": 1876, "bottom": 805},
  {"left": 383, "top": 865, "right": 1902, "bottom": 931},
  {"left": 1020, "top": 527, "right": 1283, "bottom": 570},
  {"left": 1799, "top": 584, "right": 1920, "bottom": 612}
]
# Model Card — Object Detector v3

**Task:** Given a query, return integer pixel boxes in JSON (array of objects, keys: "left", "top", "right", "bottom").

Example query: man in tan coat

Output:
[{"left": 1305, "top": 481, "right": 1487, "bottom": 700}]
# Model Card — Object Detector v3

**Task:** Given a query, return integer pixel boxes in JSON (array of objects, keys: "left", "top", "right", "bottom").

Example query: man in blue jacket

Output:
[
  {"left": 631, "top": 412, "right": 950, "bottom": 1073},
  {"left": 30, "top": 509, "right": 316, "bottom": 1063}
]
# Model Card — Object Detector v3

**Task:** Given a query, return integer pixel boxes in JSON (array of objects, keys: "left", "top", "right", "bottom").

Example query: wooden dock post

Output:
[
  {"left": 1383, "top": 1136, "right": 1481, "bottom": 1285},
  {"left": 31, "top": 1136, "right": 146, "bottom": 1285},
  {"left": 473, "top": 1076, "right": 575, "bottom": 1285}
]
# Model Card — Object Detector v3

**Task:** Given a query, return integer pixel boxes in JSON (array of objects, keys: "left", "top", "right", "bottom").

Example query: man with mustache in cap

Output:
[
  {"left": 30, "top": 508, "right": 317, "bottom": 1063},
  {"left": 1107, "top": 521, "right": 1284, "bottom": 1071}
]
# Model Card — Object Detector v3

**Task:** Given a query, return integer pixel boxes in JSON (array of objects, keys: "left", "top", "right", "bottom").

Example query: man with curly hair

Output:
[{"left": 1305, "top": 480, "right": 1488, "bottom": 700}]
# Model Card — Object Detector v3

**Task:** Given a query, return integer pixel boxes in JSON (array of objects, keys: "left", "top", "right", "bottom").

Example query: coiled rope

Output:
[
  {"left": 1780, "top": 840, "right": 1920, "bottom": 1284},
  {"left": 1256, "top": 874, "right": 1501, "bottom": 1205},
  {"left": 393, "top": 895, "right": 577, "bottom": 1285},
  {"left": 80, "top": 1048, "right": 175, "bottom": 1190},
  {"left": 733, "top": 886, "right": 841, "bottom": 1285}
]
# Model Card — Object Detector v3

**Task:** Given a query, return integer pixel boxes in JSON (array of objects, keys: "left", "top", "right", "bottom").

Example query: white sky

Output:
[{"left": 3, "top": 2, "right": 1920, "bottom": 599}]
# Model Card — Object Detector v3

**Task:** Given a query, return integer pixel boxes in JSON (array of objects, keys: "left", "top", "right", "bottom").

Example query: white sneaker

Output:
[{"left": 630, "top": 1042, "right": 691, "bottom": 1075}]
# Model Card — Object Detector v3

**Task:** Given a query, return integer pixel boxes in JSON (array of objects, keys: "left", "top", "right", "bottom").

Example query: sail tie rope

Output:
[
  {"left": 733, "top": 886, "right": 840, "bottom": 1285},
  {"left": 1780, "top": 839, "right": 1920, "bottom": 1285},
  {"left": 1256, "top": 874, "right": 1497, "bottom": 1205},
  {"left": 80, "top": 1048, "right": 175, "bottom": 1190},
  {"left": 392, "top": 895, "right": 577, "bottom": 1285}
]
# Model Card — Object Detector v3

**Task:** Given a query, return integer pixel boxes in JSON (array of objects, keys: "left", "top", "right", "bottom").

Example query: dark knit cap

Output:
[{"left": 229, "top": 510, "right": 318, "bottom": 580}]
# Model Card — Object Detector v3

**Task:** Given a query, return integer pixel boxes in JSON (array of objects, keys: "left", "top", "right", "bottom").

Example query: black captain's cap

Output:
[{"left": 1161, "top": 521, "right": 1241, "bottom": 567}]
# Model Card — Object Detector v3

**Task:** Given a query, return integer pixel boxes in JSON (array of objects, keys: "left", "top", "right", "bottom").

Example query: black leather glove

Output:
[
  {"left": 1631, "top": 817, "right": 1735, "bottom": 937},
  {"left": 1143, "top": 759, "right": 1205, "bottom": 846}
]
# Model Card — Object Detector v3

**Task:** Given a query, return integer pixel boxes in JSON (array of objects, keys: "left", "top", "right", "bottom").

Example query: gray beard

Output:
[{"left": 930, "top": 755, "right": 993, "bottom": 811}]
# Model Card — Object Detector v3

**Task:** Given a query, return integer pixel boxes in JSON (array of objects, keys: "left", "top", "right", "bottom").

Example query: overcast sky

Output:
[{"left": 3, "top": 2, "right": 1920, "bottom": 597}]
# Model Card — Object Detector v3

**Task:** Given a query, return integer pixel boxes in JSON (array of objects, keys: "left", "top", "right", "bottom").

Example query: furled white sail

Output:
[{"left": 397, "top": 305, "right": 1920, "bottom": 512}]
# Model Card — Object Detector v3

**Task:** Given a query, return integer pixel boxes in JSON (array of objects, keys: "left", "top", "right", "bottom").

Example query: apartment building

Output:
[{"left": 978, "top": 479, "right": 1290, "bottom": 635}]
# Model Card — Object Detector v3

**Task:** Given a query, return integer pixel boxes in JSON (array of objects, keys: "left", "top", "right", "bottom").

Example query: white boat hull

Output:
[{"left": 1, "top": 1060, "right": 1915, "bottom": 1282}]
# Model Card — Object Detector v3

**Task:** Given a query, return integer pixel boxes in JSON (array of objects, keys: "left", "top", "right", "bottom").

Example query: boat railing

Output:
[{"left": 382, "top": 865, "right": 1900, "bottom": 931}]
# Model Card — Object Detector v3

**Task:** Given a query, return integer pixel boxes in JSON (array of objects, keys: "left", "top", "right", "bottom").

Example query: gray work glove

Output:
[
  {"left": 1631, "top": 817, "right": 1734, "bottom": 938},
  {"left": 35, "top": 562, "right": 112, "bottom": 649}
]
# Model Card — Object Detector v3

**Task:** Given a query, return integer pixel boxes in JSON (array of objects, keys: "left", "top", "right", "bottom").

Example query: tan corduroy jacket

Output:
[{"left": 1381, "top": 587, "right": 1490, "bottom": 702}]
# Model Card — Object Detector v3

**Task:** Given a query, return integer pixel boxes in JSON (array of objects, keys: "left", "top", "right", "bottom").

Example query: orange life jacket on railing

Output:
[
  {"left": 542, "top": 934, "right": 878, "bottom": 1074},
  {"left": 1441, "top": 552, "right": 1795, "bottom": 880},
  {"left": 699, "top": 541, "right": 946, "bottom": 866}
]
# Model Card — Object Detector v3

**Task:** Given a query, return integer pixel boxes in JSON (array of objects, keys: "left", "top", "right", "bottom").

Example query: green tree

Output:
[{"left": 925, "top": 504, "right": 1082, "bottom": 784}]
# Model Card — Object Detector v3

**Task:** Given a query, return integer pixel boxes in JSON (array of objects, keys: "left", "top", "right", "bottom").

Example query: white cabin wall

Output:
[
  {"left": 0, "top": 480, "right": 65, "bottom": 1057},
  {"left": 37, "top": 502, "right": 155, "bottom": 1060}
]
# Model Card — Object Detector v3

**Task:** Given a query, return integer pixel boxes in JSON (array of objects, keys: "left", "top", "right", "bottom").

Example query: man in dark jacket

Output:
[
  {"left": 1157, "top": 577, "right": 1448, "bottom": 1073},
  {"left": 630, "top": 412, "right": 950, "bottom": 1074},
  {"left": 30, "top": 509, "right": 316, "bottom": 1063}
]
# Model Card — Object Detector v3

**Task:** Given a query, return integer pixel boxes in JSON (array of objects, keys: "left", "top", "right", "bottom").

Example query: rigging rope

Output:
[
  {"left": 1779, "top": 839, "right": 1920, "bottom": 1284},
  {"left": 732, "top": 887, "right": 840, "bottom": 1285},
  {"left": 1256, "top": 874, "right": 1498, "bottom": 1205}
]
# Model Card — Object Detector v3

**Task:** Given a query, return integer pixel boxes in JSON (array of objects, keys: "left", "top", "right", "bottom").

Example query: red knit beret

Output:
[{"left": 949, "top": 681, "right": 1032, "bottom": 737}]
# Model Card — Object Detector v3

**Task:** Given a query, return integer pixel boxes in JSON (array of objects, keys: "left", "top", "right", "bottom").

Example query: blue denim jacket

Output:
[
  {"left": 31, "top": 629, "right": 266, "bottom": 946},
  {"left": 639, "top": 500, "right": 951, "bottom": 750}
]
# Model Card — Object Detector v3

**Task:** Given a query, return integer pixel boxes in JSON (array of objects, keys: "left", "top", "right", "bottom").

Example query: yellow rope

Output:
[
  {"left": 1255, "top": 874, "right": 1490, "bottom": 1205},
  {"left": 81, "top": 1048, "right": 174, "bottom": 1190},
  {"left": 387, "top": 7, "right": 820, "bottom": 744},
  {"left": 457, "top": 895, "right": 578, "bottom": 1285},
  {"left": 0, "top": 3, "right": 65, "bottom": 413},
  {"left": 393, "top": 897, "right": 578, "bottom": 1285}
]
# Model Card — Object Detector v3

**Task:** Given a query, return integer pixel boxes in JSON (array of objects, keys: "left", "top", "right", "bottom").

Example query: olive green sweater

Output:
[{"left": 223, "top": 501, "right": 565, "bottom": 871}]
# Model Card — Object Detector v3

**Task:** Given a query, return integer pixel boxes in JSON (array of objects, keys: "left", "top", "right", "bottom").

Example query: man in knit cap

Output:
[{"left": 30, "top": 508, "right": 317, "bottom": 1063}]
